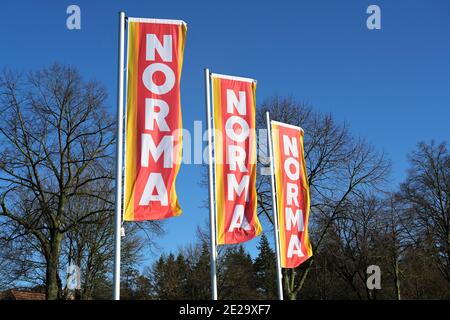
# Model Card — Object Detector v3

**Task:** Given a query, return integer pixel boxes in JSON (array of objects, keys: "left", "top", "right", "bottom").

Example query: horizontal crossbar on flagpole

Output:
[
  {"left": 271, "top": 120, "right": 304, "bottom": 133},
  {"left": 210, "top": 72, "right": 256, "bottom": 84},
  {"left": 127, "top": 17, "right": 187, "bottom": 26}
]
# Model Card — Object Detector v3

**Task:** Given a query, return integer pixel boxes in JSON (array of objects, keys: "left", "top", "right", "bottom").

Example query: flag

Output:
[
  {"left": 271, "top": 121, "right": 312, "bottom": 268},
  {"left": 124, "top": 18, "right": 187, "bottom": 221},
  {"left": 211, "top": 73, "right": 262, "bottom": 244}
]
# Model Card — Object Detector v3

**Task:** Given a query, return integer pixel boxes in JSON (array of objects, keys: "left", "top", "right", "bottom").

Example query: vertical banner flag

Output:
[
  {"left": 211, "top": 74, "right": 262, "bottom": 244},
  {"left": 124, "top": 18, "right": 187, "bottom": 221},
  {"left": 271, "top": 121, "right": 312, "bottom": 268}
]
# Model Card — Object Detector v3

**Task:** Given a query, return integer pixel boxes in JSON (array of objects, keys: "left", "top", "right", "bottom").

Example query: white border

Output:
[
  {"left": 210, "top": 72, "right": 256, "bottom": 84},
  {"left": 271, "top": 120, "right": 304, "bottom": 133},
  {"left": 127, "top": 17, "right": 187, "bottom": 26}
]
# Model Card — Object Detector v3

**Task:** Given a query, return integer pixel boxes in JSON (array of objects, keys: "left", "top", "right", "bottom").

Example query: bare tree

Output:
[
  {"left": 0, "top": 228, "right": 37, "bottom": 290},
  {"left": 0, "top": 64, "right": 115, "bottom": 299},
  {"left": 374, "top": 194, "right": 416, "bottom": 300},
  {"left": 60, "top": 196, "right": 163, "bottom": 299},
  {"left": 399, "top": 141, "right": 450, "bottom": 284},
  {"left": 328, "top": 194, "right": 386, "bottom": 299},
  {"left": 256, "top": 97, "right": 390, "bottom": 299}
]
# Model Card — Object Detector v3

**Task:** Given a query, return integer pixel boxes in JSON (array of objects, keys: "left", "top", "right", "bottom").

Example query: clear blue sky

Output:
[{"left": 1, "top": 0, "right": 449, "bottom": 265}]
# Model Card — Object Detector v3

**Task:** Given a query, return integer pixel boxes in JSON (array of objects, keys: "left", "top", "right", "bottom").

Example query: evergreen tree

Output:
[
  {"left": 254, "top": 233, "right": 278, "bottom": 299},
  {"left": 133, "top": 275, "right": 153, "bottom": 300},
  {"left": 174, "top": 253, "right": 190, "bottom": 299},
  {"left": 220, "top": 245, "right": 257, "bottom": 299},
  {"left": 151, "top": 253, "right": 189, "bottom": 299},
  {"left": 186, "top": 243, "right": 211, "bottom": 299},
  {"left": 151, "top": 256, "right": 166, "bottom": 299},
  {"left": 120, "top": 267, "right": 140, "bottom": 300}
]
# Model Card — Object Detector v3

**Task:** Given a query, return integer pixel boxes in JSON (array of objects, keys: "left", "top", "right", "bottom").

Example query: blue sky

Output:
[{"left": 1, "top": 0, "right": 449, "bottom": 265}]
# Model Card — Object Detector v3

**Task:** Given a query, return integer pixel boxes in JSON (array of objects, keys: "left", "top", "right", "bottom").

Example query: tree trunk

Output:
[
  {"left": 287, "top": 292, "right": 297, "bottom": 300},
  {"left": 45, "top": 232, "right": 63, "bottom": 300},
  {"left": 283, "top": 268, "right": 299, "bottom": 300},
  {"left": 282, "top": 260, "right": 313, "bottom": 300},
  {"left": 393, "top": 258, "right": 401, "bottom": 300},
  {"left": 282, "top": 269, "right": 295, "bottom": 300}
]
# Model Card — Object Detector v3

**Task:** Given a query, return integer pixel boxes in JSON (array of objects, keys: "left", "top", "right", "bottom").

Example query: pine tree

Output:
[
  {"left": 151, "top": 256, "right": 167, "bottom": 299},
  {"left": 151, "top": 253, "right": 189, "bottom": 299},
  {"left": 254, "top": 233, "right": 278, "bottom": 299},
  {"left": 120, "top": 267, "right": 140, "bottom": 300},
  {"left": 133, "top": 275, "right": 153, "bottom": 300},
  {"left": 220, "top": 245, "right": 257, "bottom": 299},
  {"left": 187, "top": 243, "right": 212, "bottom": 299},
  {"left": 174, "top": 253, "right": 190, "bottom": 299}
]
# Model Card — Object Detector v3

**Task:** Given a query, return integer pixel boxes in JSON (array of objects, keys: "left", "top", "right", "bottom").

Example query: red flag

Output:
[{"left": 124, "top": 18, "right": 187, "bottom": 221}]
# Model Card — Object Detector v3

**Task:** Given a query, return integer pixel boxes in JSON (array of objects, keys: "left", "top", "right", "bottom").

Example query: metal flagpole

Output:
[
  {"left": 266, "top": 112, "right": 284, "bottom": 300},
  {"left": 204, "top": 68, "right": 218, "bottom": 300},
  {"left": 113, "top": 11, "right": 126, "bottom": 301}
]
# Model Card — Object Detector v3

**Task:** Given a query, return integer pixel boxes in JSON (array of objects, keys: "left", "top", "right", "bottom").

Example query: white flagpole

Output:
[
  {"left": 113, "top": 11, "right": 126, "bottom": 301},
  {"left": 266, "top": 112, "right": 284, "bottom": 300},
  {"left": 204, "top": 68, "right": 218, "bottom": 300}
]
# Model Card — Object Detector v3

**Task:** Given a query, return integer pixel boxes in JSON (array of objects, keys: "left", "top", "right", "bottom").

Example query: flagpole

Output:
[
  {"left": 266, "top": 112, "right": 284, "bottom": 300},
  {"left": 113, "top": 11, "right": 126, "bottom": 301},
  {"left": 204, "top": 68, "right": 218, "bottom": 300}
]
